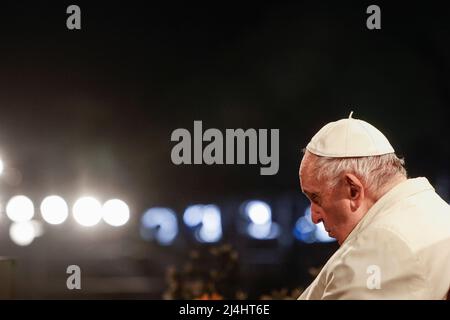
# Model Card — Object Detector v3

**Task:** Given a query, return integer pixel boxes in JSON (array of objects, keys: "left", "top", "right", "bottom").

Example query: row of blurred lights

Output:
[
  {"left": 2, "top": 196, "right": 333, "bottom": 247},
  {"left": 140, "top": 200, "right": 335, "bottom": 246},
  {"left": 4, "top": 195, "right": 130, "bottom": 226},
  {"left": 0, "top": 158, "right": 131, "bottom": 246},
  {"left": 0, "top": 157, "right": 333, "bottom": 247},
  {"left": 2, "top": 195, "right": 130, "bottom": 246}
]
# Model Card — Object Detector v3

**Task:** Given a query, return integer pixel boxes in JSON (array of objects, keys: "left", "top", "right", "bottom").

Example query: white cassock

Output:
[{"left": 298, "top": 177, "right": 450, "bottom": 300}]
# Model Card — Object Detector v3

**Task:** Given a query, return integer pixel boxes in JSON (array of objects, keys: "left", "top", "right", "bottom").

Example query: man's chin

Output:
[{"left": 327, "top": 231, "right": 338, "bottom": 241}]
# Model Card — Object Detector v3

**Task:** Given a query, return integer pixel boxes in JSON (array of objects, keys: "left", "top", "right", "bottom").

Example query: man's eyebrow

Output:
[{"left": 303, "top": 189, "right": 320, "bottom": 198}]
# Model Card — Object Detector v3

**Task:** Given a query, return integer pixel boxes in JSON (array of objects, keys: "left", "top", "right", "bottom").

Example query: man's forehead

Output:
[
  {"left": 299, "top": 154, "right": 321, "bottom": 194},
  {"left": 300, "top": 150, "right": 317, "bottom": 168},
  {"left": 300, "top": 170, "right": 316, "bottom": 193},
  {"left": 299, "top": 153, "right": 316, "bottom": 179},
  {"left": 301, "top": 182, "right": 320, "bottom": 196}
]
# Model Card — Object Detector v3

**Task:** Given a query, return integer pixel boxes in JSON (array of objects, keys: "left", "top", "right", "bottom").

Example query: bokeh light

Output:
[
  {"left": 315, "top": 220, "right": 335, "bottom": 243},
  {"left": 40, "top": 195, "right": 69, "bottom": 225},
  {"left": 102, "top": 199, "right": 130, "bottom": 227},
  {"left": 73, "top": 196, "right": 102, "bottom": 227},
  {"left": 183, "top": 204, "right": 204, "bottom": 227},
  {"left": 293, "top": 206, "right": 335, "bottom": 243},
  {"left": 141, "top": 207, "right": 178, "bottom": 245},
  {"left": 6, "top": 195, "right": 34, "bottom": 222},
  {"left": 195, "top": 205, "right": 222, "bottom": 243},
  {"left": 245, "top": 200, "right": 271, "bottom": 225},
  {"left": 9, "top": 221, "right": 36, "bottom": 246}
]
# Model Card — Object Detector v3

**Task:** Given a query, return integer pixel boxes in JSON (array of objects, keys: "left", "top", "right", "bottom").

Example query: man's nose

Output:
[{"left": 310, "top": 203, "right": 322, "bottom": 224}]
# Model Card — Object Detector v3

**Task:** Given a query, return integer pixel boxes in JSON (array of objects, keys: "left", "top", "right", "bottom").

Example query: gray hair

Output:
[{"left": 306, "top": 151, "right": 407, "bottom": 196}]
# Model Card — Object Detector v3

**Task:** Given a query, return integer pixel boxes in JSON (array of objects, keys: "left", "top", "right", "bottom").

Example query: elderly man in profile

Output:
[{"left": 298, "top": 112, "right": 450, "bottom": 300}]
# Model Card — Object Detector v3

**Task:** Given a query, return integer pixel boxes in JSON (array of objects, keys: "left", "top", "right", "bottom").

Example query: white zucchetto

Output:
[{"left": 306, "top": 112, "right": 395, "bottom": 157}]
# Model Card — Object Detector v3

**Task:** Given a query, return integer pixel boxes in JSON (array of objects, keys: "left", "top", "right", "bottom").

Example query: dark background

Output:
[{"left": 0, "top": 1, "right": 448, "bottom": 299}]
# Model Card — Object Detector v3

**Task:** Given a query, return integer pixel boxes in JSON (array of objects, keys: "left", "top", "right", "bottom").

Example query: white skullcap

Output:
[{"left": 306, "top": 112, "right": 395, "bottom": 157}]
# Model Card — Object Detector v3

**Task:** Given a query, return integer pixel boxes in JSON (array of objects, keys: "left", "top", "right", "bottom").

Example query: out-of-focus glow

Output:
[
  {"left": 295, "top": 217, "right": 315, "bottom": 234},
  {"left": 6, "top": 195, "right": 34, "bottom": 222},
  {"left": 73, "top": 197, "right": 102, "bottom": 227},
  {"left": 247, "top": 221, "right": 281, "bottom": 240},
  {"left": 242, "top": 200, "right": 279, "bottom": 240},
  {"left": 196, "top": 205, "right": 222, "bottom": 243},
  {"left": 30, "top": 220, "right": 44, "bottom": 237},
  {"left": 40, "top": 195, "right": 69, "bottom": 225},
  {"left": 0, "top": 158, "right": 4, "bottom": 175},
  {"left": 293, "top": 216, "right": 316, "bottom": 243},
  {"left": 293, "top": 206, "right": 336, "bottom": 243},
  {"left": 9, "top": 221, "right": 36, "bottom": 246},
  {"left": 141, "top": 207, "right": 178, "bottom": 245},
  {"left": 248, "top": 223, "right": 270, "bottom": 239},
  {"left": 315, "top": 221, "right": 335, "bottom": 242},
  {"left": 245, "top": 200, "right": 271, "bottom": 225},
  {"left": 183, "top": 204, "right": 222, "bottom": 243},
  {"left": 183, "top": 205, "right": 204, "bottom": 227},
  {"left": 102, "top": 199, "right": 130, "bottom": 227}
]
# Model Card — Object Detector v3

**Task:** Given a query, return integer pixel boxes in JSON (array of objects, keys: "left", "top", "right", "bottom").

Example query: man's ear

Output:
[{"left": 344, "top": 173, "right": 364, "bottom": 211}]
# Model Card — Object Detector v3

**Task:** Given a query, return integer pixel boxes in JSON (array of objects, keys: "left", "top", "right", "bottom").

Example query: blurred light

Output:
[
  {"left": 9, "top": 221, "right": 36, "bottom": 246},
  {"left": 40, "top": 195, "right": 69, "bottom": 225},
  {"left": 304, "top": 206, "right": 313, "bottom": 221},
  {"left": 0, "top": 158, "right": 3, "bottom": 175},
  {"left": 141, "top": 207, "right": 178, "bottom": 245},
  {"left": 102, "top": 199, "right": 130, "bottom": 227},
  {"left": 73, "top": 197, "right": 102, "bottom": 227},
  {"left": 31, "top": 220, "right": 44, "bottom": 237},
  {"left": 245, "top": 200, "right": 271, "bottom": 225},
  {"left": 293, "top": 206, "right": 335, "bottom": 243},
  {"left": 247, "top": 221, "right": 281, "bottom": 240},
  {"left": 293, "top": 206, "right": 316, "bottom": 243},
  {"left": 315, "top": 221, "right": 335, "bottom": 242},
  {"left": 6, "top": 195, "right": 34, "bottom": 222},
  {"left": 295, "top": 216, "right": 315, "bottom": 234},
  {"left": 183, "top": 204, "right": 204, "bottom": 227},
  {"left": 307, "top": 206, "right": 336, "bottom": 243},
  {"left": 196, "top": 205, "right": 222, "bottom": 243},
  {"left": 242, "top": 200, "right": 279, "bottom": 240},
  {"left": 293, "top": 217, "right": 316, "bottom": 243}
]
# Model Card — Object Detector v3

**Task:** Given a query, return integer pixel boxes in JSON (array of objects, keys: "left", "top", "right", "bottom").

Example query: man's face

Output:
[{"left": 299, "top": 151, "right": 353, "bottom": 245}]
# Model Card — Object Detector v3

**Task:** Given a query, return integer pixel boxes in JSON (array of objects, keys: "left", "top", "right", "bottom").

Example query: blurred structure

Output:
[{"left": 0, "top": 258, "right": 14, "bottom": 298}]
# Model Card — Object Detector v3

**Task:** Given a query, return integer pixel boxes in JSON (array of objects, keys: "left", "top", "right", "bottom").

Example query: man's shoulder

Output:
[
  {"left": 370, "top": 190, "right": 450, "bottom": 253},
  {"left": 345, "top": 224, "right": 413, "bottom": 256}
]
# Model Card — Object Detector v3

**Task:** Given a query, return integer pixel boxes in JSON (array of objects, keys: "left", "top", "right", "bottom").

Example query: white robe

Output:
[{"left": 298, "top": 177, "right": 450, "bottom": 300}]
